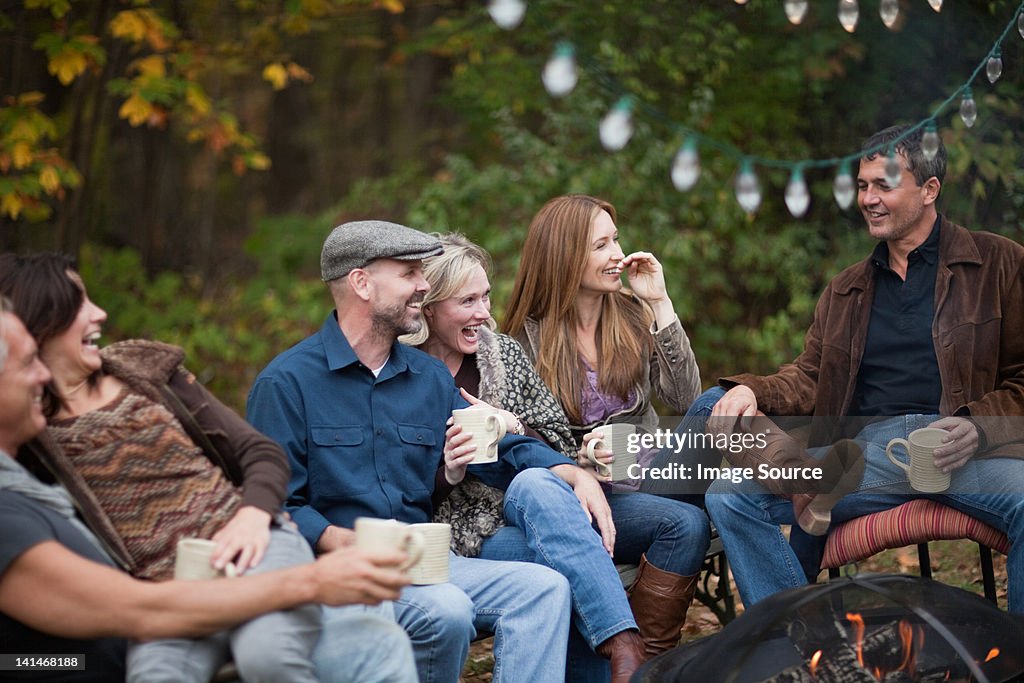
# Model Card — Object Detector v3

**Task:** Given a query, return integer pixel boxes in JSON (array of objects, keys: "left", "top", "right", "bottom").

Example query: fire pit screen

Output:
[{"left": 635, "top": 575, "right": 1024, "bottom": 683}]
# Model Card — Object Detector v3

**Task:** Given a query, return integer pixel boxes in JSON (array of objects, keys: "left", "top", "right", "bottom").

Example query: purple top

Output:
[
  {"left": 580, "top": 362, "right": 637, "bottom": 426},
  {"left": 579, "top": 360, "right": 650, "bottom": 493}
]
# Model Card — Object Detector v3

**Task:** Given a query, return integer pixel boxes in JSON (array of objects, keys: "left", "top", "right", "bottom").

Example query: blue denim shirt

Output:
[{"left": 247, "top": 312, "right": 567, "bottom": 548}]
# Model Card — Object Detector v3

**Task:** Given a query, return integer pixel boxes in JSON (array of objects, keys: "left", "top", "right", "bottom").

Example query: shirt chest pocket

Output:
[
  {"left": 397, "top": 424, "right": 439, "bottom": 491},
  {"left": 309, "top": 425, "right": 372, "bottom": 496}
]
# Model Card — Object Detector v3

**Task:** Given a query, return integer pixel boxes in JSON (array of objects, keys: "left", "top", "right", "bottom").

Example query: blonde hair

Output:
[
  {"left": 400, "top": 233, "right": 496, "bottom": 347},
  {"left": 502, "top": 195, "right": 652, "bottom": 424}
]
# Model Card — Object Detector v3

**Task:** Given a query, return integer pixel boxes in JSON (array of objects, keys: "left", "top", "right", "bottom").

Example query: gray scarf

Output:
[{"left": 0, "top": 451, "right": 106, "bottom": 554}]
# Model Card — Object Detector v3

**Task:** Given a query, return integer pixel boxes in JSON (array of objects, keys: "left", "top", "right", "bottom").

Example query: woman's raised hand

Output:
[{"left": 621, "top": 251, "right": 669, "bottom": 304}]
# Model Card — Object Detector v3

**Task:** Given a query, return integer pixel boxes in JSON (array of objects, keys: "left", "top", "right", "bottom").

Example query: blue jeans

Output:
[
  {"left": 315, "top": 604, "right": 417, "bottom": 682},
  {"left": 479, "top": 468, "right": 710, "bottom": 682},
  {"left": 702, "top": 398, "right": 1024, "bottom": 613},
  {"left": 394, "top": 552, "right": 571, "bottom": 683}
]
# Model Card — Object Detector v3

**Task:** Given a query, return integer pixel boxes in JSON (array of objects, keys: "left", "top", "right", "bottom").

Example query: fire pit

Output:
[{"left": 634, "top": 575, "right": 1024, "bottom": 683}]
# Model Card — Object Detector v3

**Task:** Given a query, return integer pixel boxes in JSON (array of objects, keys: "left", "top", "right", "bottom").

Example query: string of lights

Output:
[{"left": 486, "top": 0, "right": 1024, "bottom": 215}]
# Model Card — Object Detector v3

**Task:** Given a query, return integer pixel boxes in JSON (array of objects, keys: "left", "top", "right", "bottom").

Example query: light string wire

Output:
[{"left": 527, "top": 1, "right": 1024, "bottom": 174}]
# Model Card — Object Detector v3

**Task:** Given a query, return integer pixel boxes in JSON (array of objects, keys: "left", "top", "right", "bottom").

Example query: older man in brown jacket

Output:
[{"left": 699, "top": 124, "right": 1024, "bottom": 611}]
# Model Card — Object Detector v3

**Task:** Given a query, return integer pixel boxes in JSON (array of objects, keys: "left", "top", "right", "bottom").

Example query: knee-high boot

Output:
[
  {"left": 708, "top": 412, "right": 865, "bottom": 535},
  {"left": 627, "top": 554, "right": 699, "bottom": 657}
]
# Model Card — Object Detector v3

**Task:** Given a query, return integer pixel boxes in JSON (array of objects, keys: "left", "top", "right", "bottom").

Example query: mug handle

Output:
[
  {"left": 586, "top": 439, "right": 612, "bottom": 478},
  {"left": 886, "top": 438, "right": 912, "bottom": 474},
  {"left": 223, "top": 561, "right": 239, "bottom": 578},
  {"left": 486, "top": 413, "right": 507, "bottom": 447},
  {"left": 400, "top": 530, "right": 426, "bottom": 571}
]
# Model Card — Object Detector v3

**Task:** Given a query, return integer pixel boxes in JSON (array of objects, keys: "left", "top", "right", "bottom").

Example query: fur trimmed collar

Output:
[
  {"left": 475, "top": 327, "right": 507, "bottom": 408},
  {"left": 101, "top": 339, "right": 185, "bottom": 386}
]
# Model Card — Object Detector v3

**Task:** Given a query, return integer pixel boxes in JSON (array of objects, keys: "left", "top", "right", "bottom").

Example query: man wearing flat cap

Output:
[{"left": 248, "top": 220, "right": 573, "bottom": 682}]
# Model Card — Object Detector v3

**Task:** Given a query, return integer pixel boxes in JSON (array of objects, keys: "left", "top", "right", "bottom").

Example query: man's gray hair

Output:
[{"left": 0, "top": 295, "right": 10, "bottom": 372}]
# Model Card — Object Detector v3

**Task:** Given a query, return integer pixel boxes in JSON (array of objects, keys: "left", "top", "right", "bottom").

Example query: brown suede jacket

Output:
[
  {"left": 722, "top": 218, "right": 1024, "bottom": 457},
  {"left": 20, "top": 340, "right": 289, "bottom": 571}
]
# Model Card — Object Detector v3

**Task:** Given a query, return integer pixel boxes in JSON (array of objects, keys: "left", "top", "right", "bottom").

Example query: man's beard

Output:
[{"left": 370, "top": 299, "right": 422, "bottom": 339}]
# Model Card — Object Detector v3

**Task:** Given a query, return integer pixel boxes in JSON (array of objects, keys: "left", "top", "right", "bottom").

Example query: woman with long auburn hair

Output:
[
  {"left": 503, "top": 195, "right": 700, "bottom": 432},
  {"left": 503, "top": 194, "right": 709, "bottom": 657}
]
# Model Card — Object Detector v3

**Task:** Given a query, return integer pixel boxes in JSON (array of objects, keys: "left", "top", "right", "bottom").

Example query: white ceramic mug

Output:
[
  {"left": 452, "top": 406, "right": 507, "bottom": 464},
  {"left": 406, "top": 523, "right": 451, "bottom": 585},
  {"left": 354, "top": 517, "right": 425, "bottom": 571},
  {"left": 586, "top": 423, "right": 639, "bottom": 481},
  {"left": 886, "top": 427, "right": 952, "bottom": 493},
  {"left": 174, "top": 538, "right": 238, "bottom": 580}
]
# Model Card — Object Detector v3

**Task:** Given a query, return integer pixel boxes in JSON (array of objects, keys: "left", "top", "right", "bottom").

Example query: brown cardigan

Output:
[{"left": 20, "top": 340, "right": 289, "bottom": 571}]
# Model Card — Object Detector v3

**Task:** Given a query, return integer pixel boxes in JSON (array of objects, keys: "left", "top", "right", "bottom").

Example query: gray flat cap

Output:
[{"left": 321, "top": 220, "right": 443, "bottom": 281}]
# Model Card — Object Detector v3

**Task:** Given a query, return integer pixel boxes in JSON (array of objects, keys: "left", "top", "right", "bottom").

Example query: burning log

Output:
[{"left": 758, "top": 612, "right": 929, "bottom": 683}]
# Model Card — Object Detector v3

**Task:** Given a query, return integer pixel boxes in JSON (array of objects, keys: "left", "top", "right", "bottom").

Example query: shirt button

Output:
[
  {"left": 417, "top": 435, "right": 423, "bottom": 442},
  {"left": 376, "top": 429, "right": 383, "bottom": 436}
]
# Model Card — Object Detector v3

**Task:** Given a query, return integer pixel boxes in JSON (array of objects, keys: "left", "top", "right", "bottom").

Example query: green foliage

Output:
[
  {"left": 403, "top": 0, "right": 1023, "bottom": 384},
  {"left": 80, "top": 240, "right": 328, "bottom": 411}
]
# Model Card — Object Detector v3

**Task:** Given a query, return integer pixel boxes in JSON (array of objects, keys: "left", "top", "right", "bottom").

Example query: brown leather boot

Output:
[
  {"left": 626, "top": 554, "right": 698, "bottom": 657},
  {"left": 708, "top": 413, "right": 865, "bottom": 536},
  {"left": 596, "top": 628, "right": 647, "bottom": 683}
]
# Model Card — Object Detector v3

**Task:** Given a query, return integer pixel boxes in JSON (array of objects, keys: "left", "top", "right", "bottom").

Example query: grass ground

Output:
[{"left": 458, "top": 539, "right": 1009, "bottom": 681}]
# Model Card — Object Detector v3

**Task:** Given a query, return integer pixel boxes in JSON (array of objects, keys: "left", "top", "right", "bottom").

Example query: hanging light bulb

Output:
[
  {"left": 960, "top": 87, "right": 977, "bottom": 128},
  {"left": 734, "top": 0, "right": 748, "bottom": 4},
  {"left": 986, "top": 47, "right": 1003, "bottom": 84},
  {"left": 599, "top": 97, "right": 634, "bottom": 151},
  {"left": 784, "top": 0, "right": 808, "bottom": 25},
  {"left": 487, "top": 0, "right": 525, "bottom": 30},
  {"left": 542, "top": 42, "right": 577, "bottom": 97},
  {"left": 879, "top": 0, "right": 899, "bottom": 28},
  {"left": 671, "top": 138, "right": 700, "bottom": 191},
  {"left": 838, "top": 0, "right": 859, "bottom": 32},
  {"left": 735, "top": 160, "right": 761, "bottom": 214},
  {"left": 785, "top": 167, "right": 810, "bottom": 218},
  {"left": 928, "top": 0, "right": 942, "bottom": 11},
  {"left": 833, "top": 160, "right": 855, "bottom": 210},
  {"left": 922, "top": 121, "right": 940, "bottom": 162},
  {"left": 884, "top": 148, "right": 903, "bottom": 188}
]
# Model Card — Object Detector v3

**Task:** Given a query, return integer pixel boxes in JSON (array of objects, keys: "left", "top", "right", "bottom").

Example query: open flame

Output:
[
  {"left": 843, "top": 612, "right": 925, "bottom": 680},
  {"left": 896, "top": 619, "right": 919, "bottom": 673},
  {"left": 845, "top": 612, "right": 865, "bottom": 667},
  {"left": 808, "top": 649, "right": 822, "bottom": 678},
  {"left": 819, "top": 613, "right": 1003, "bottom": 682}
]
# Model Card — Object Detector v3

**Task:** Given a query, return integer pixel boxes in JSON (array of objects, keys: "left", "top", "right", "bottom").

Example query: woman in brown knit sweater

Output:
[{"left": 0, "top": 253, "right": 324, "bottom": 683}]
